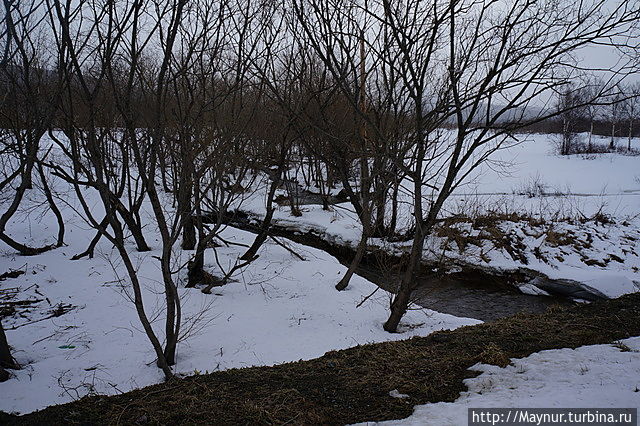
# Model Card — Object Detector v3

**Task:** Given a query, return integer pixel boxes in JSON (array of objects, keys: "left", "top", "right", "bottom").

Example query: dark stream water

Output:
[
  {"left": 352, "top": 265, "right": 571, "bottom": 322},
  {"left": 217, "top": 179, "right": 574, "bottom": 322}
]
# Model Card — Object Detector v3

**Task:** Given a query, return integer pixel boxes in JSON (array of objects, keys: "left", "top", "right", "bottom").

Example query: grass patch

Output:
[{"left": 4, "top": 293, "right": 640, "bottom": 425}]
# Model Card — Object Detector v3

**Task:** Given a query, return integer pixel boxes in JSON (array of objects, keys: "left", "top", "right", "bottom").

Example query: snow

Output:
[
  {"left": 238, "top": 133, "right": 640, "bottom": 300},
  {"left": 517, "top": 283, "right": 550, "bottom": 296},
  {"left": 570, "top": 274, "right": 640, "bottom": 299},
  {"left": 389, "top": 390, "right": 410, "bottom": 399},
  {"left": 0, "top": 183, "right": 479, "bottom": 415},
  {"left": 463, "top": 134, "right": 640, "bottom": 200},
  {"left": 1, "top": 132, "right": 639, "bottom": 415},
  {"left": 364, "top": 337, "right": 640, "bottom": 425}
]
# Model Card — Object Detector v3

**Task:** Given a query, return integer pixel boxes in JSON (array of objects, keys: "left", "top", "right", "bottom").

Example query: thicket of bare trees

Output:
[
  {"left": 1, "top": 0, "right": 638, "bottom": 377},
  {"left": 291, "top": 0, "right": 640, "bottom": 331},
  {"left": 555, "top": 81, "right": 640, "bottom": 155}
]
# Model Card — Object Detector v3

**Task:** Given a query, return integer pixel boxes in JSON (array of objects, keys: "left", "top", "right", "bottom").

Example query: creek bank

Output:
[{"left": 205, "top": 209, "right": 605, "bottom": 321}]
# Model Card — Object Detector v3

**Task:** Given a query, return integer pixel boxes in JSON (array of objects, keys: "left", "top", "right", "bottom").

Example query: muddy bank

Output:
[{"left": 211, "top": 210, "right": 576, "bottom": 321}]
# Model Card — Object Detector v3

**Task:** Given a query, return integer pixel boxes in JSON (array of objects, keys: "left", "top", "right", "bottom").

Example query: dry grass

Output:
[{"left": 4, "top": 293, "right": 640, "bottom": 425}]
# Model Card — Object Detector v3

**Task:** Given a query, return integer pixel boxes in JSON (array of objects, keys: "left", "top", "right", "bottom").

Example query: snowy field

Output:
[
  {"left": 241, "top": 133, "right": 640, "bottom": 299},
  {"left": 369, "top": 337, "right": 640, "bottom": 425},
  {"left": 1, "top": 132, "right": 639, "bottom": 416}
]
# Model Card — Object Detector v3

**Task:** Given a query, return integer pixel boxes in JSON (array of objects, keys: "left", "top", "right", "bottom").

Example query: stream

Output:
[
  {"left": 217, "top": 206, "right": 574, "bottom": 322},
  {"left": 352, "top": 266, "right": 571, "bottom": 322}
]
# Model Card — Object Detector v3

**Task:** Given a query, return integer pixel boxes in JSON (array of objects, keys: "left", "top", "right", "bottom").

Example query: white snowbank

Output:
[{"left": 365, "top": 337, "right": 640, "bottom": 425}]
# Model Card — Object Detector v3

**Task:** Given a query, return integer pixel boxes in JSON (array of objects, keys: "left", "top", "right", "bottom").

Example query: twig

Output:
[
  {"left": 32, "top": 332, "right": 58, "bottom": 345},
  {"left": 216, "top": 235, "right": 250, "bottom": 248},
  {"left": 268, "top": 235, "right": 306, "bottom": 261},
  {"left": 201, "top": 256, "right": 257, "bottom": 294},
  {"left": 356, "top": 286, "right": 381, "bottom": 308},
  {"left": 7, "top": 305, "right": 76, "bottom": 330},
  {"left": 0, "top": 269, "right": 25, "bottom": 281}
]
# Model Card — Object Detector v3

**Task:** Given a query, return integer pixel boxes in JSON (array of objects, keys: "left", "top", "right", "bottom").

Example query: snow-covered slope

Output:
[{"left": 0, "top": 187, "right": 479, "bottom": 415}]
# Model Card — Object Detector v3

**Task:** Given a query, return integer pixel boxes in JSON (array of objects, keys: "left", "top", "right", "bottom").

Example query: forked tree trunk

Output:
[
  {"left": 0, "top": 151, "right": 55, "bottom": 256},
  {"left": 37, "top": 163, "right": 65, "bottom": 247},
  {"left": 116, "top": 208, "right": 150, "bottom": 252}
]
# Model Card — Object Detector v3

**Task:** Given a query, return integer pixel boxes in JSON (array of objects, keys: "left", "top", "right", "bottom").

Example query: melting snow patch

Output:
[
  {"left": 518, "top": 283, "right": 550, "bottom": 296},
  {"left": 364, "top": 337, "right": 640, "bottom": 425},
  {"left": 389, "top": 390, "right": 410, "bottom": 399}
]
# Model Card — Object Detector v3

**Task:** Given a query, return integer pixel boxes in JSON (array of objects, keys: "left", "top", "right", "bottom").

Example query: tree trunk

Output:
[
  {"left": 117, "top": 209, "right": 151, "bottom": 252},
  {"left": 72, "top": 216, "right": 108, "bottom": 260},
  {"left": 383, "top": 228, "right": 425, "bottom": 332},
  {"left": 181, "top": 212, "right": 196, "bottom": 250},
  {"left": 178, "top": 141, "right": 196, "bottom": 250},
  {"left": 335, "top": 228, "right": 368, "bottom": 291},
  {"left": 241, "top": 223, "right": 267, "bottom": 257},
  {"left": 241, "top": 172, "right": 281, "bottom": 261},
  {"left": 130, "top": 224, "right": 150, "bottom": 252},
  {"left": 187, "top": 206, "right": 208, "bottom": 288},
  {"left": 610, "top": 122, "right": 616, "bottom": 149},
  {"left": 187, "top": 245, "right": 205, "bottom": 288},
  {"left": 0, "top": 320, "right": 18, "bottom": 375},
  {"left": 384, "top": 110, "right": 427, "bottom": 332},
  {"left": 37, "top": 163, "right": 65, "bottom": 247},
  {"left": 372, "top": 184, "right": 387, "bottom": 237},
  {"left": 0, "top": 152, "right": 55, "bottom": 256},
  {"left": 388, "top": 182, "right": 400, "bottom": 236}
]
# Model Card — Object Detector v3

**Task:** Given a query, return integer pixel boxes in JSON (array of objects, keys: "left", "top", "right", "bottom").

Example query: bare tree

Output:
[
  {"left": 623, "top": 82, "right": 640, "bottom": 151},
  {"left": 556, "top": 85, "right": 583, "bottom": 155},
  {"left": 291, "top": 0, "right": 640, "bottom": 332},
  {"left": 608, "top": 90, "right": 623, "bottom": 149},
  {"left": 0, "top": 0, "right": 65, "bottom": 255},
  {"left": 42, "top": 0, "right": 190, "bottom": 378},
  {"left": 581, "top": 79, "right": 605, "bottom": 151},
  {"left": 0, "top": 319, "right": 18, "bottom": 382},
  {"left": 286, "top": 0, "right": 416, "bottom": 291}
]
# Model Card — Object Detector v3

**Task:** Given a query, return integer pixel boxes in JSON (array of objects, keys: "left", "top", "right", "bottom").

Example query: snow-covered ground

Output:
[
  {"left": 1, "top": 132, "right": 639, "bottom": 416},
  {"left": 239, "top": 133, "right": 640, "bottom": 299},
  {"left": 368, "top": 336, "right": 640, "bottom": 425},
  {"left": 0, "top": 184, "right": 478, "bottom": 415}
]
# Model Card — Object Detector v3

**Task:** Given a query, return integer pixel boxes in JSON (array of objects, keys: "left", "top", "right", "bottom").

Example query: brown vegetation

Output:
[{"left": 4, "top": 293, "right": 640, "bottom": 425}]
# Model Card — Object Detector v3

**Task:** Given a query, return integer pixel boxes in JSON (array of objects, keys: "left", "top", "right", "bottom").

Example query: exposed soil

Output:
[{"left": 4, "top": 293, "right": 640, "bottom": 425}]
